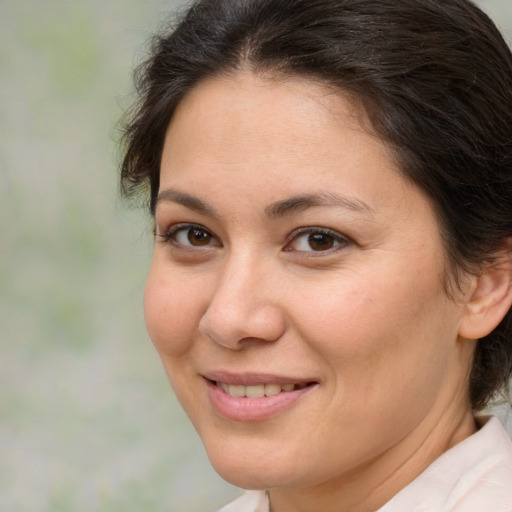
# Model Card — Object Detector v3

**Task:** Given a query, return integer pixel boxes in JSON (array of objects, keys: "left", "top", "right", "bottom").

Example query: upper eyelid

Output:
[
  {"left": 287, "top": 226, "right": 351, "bottom": 242},
  {"left": 284, "top": 227, "right": 353, "bottom": 255},
  {"left": 155, "top": 222, "right": 212, "bottom": 237},
  {"left": 154, "top": 223, "right": 221, "bottom": 250}
]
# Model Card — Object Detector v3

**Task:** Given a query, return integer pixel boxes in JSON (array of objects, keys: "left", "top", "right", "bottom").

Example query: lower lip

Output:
[{"left": 205, "top": 380, "right": 316, "bottom": 422}]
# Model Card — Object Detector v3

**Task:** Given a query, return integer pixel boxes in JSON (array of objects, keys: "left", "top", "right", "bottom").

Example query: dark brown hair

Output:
[{"left": 120, "top": 0, "right": 512, "bottom": 409}]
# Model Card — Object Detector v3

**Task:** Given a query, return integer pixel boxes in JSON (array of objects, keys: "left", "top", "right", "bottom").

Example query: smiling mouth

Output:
[
  {"left": 205, "top": 377, "right": 318, "bottom": 420},
  {"left": 213, "top": 381, "right": 313, "bottom": 398}
]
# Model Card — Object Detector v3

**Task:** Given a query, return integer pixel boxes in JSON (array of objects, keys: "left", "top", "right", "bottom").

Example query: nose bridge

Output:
[{"left": 199, "top": 248, "right": 285, "bottom": 349}]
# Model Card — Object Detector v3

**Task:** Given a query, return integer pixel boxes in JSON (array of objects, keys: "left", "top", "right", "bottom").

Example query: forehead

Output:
[
  {"left": 171, "top": 71, "right": 371, "bottom": 139},
  {"left": 161, "top": 72, "right": 398, "bottom": 190}
]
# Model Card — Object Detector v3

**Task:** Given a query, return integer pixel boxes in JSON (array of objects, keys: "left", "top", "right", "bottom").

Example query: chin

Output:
[
  {"left": 204, "top": 442, "right": 287, "bottom": 489},
  {"left": 214, "top": 466, "right": 270, "bottom": 490},
  {"left": 205, "top": 441, "right": 316, "bottom": 490}
]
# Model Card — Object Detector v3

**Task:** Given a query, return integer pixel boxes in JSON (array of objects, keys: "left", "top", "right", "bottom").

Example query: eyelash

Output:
[
  {"left": 155, "top": 223, "right": 351, "bottom": 254},
  {"left": 285, "top": 226, "right": 351, "bottom": 254},
  {"left": 155, "top": 223, "right": 220, "bottom": 248}
]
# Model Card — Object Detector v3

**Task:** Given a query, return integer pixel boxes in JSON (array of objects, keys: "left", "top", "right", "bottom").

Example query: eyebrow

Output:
[
  {"left": 264, "top": 191, "right": 375, "bottom": 218},
  {"left": 156, "top": 189, "right": 217, "bottom": 216},
  {"left": 155, "top": 188, "right": 375, "bottom": 218}
]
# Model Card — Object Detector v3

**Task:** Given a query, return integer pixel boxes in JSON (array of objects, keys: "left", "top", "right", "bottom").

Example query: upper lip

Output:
[{"left": 202, "top": 371, "right": 317, "bottom": 386}]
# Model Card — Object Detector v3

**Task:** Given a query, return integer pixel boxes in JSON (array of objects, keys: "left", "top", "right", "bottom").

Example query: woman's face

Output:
[{"left": 145, "top": 73, "right": 475, "bottom": 491}]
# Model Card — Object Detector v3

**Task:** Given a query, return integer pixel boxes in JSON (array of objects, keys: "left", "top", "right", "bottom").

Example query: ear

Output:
[{"left": 459, "top": 246, "right": 512, "bottom": 340}]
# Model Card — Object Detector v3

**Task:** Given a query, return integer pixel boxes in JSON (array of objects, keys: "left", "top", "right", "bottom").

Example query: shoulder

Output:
[
  {"left": 217, "top": 490, "right": 269, "bottom": 512},
  {"left": 379, "top": 416, "right": 512, "bottom": 512}
]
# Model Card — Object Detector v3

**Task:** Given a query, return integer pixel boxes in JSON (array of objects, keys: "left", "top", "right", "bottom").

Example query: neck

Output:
[{"left": 267, "top": 407, "right": 476, "bottom": 512}]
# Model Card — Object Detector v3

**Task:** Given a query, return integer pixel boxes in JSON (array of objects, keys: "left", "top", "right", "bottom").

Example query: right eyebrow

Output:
[{"left": 155, "top": 189, "right": 218, "bottom": 216}]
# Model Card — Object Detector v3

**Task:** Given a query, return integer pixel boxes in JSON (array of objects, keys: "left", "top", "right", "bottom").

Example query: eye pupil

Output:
[
  {"left": 308, "top": 233, "right": 334, "bottom": 251},
  {"left": 188, "top": 228, "right": 211, "bottom": 246}
]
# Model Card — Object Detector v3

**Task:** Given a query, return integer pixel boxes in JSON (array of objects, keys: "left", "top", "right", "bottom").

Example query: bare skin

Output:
[{"left": 145, "top": 72, "right": 510, "bottom": 512}]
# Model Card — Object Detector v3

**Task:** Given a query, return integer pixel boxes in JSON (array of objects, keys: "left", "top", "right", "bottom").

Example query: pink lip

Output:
[
  {"left": 203, "top": 372, "right": 318, "bottom": 422},
  {"left": 203, "top": 370, "right": 313, "bottom": 386}
]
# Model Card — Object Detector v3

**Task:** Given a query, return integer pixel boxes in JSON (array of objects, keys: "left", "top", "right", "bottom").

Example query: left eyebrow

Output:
[{"left": 264, "top": 192, "right": 376, "bottom": 218}]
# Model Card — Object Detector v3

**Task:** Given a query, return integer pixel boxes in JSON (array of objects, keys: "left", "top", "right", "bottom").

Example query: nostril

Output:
[{"left": 199, "top": 299, "right": 287, "bottom": 349}]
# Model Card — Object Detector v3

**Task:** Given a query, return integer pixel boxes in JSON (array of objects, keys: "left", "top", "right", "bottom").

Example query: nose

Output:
[{"left": 198, "top": 254, "right": 287, "bottom": 350}]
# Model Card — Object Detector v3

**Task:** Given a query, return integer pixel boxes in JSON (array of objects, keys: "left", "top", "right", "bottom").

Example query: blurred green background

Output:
[{"left": 1, "top": 1, "right": 511, "bottom": 511}]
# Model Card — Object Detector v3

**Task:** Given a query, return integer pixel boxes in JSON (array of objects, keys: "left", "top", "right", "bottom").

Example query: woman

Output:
[{"left": 120, "top": 0, "right": 512, "bottom": 510}]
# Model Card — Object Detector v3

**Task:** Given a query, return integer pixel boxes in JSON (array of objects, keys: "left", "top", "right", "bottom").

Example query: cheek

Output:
[
  {"left": 143, "top": 266, "right": 202, "bottom": 357},
  {"left": 291, "top": 265, "right": 452, "bottom": 371},
  {"left": 289, "top": 272, "right": 460, "bottom": 442}
]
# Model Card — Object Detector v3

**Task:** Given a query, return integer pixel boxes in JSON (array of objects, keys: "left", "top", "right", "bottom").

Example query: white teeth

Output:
[
  {"left": 228, "top": 384, "right": 246, "bottom": 397},
  {"left": 216, "top": 382, "right": 304, "bottom": 397},
  {"left": 245, "top": 385, "right": 265, "bottom": 398},
  {"left": 264, "top": 384, "right": 282, "bottom": 396}
]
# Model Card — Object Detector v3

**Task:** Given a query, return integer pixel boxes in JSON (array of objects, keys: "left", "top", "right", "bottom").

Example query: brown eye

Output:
[
  {"left": 158, "top": 224, "right": 220, "bottom": 248},
  {"left": 287, "top": 228, "right": 350, "bottom": 253},
  {"left": 307, "top": 233, "right": 335, "bottom": 251},
  {"left": 187, "top": 228, "right": 212, "bottom": 246}
]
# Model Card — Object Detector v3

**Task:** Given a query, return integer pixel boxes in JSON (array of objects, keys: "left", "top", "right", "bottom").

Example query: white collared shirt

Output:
[{"left": 219, "top": 416, "right": 512, "bottom": 512}]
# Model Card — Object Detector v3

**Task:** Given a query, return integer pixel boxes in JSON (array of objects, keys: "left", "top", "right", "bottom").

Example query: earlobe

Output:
[{"left": 458, "top": 250, "right": 512, "bottom": 340}]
